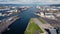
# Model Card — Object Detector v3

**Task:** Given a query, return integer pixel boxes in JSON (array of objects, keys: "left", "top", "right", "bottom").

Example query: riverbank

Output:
[{"left": 0, "top": 15, "right": 20, "bottom": 34}]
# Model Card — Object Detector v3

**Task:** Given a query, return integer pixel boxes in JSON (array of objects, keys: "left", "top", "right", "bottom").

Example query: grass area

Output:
[
  {"left": 38, "top": 17, "right": 47, "bottom": 24},
  {"left": 24, "top": 18, "right": 44, "bottom": 34}
]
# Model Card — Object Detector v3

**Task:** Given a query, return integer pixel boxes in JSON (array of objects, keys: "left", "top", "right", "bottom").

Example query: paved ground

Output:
[
  {"left": 34, "top": 31, "right": 40, "bottom": 34},
  {"left": 32, "top": 18, "right": 53, "bottom": 29},
  {"left": 32, "top": 18, "right": 48, "bottom": 34},
  {"left": 42, "top": 17, "right": 60, "bottom": 28}
]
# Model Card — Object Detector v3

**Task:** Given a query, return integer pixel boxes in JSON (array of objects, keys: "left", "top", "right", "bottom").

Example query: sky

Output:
[{"left": 0, "top": 0, "right": 60, "bottom": 4}]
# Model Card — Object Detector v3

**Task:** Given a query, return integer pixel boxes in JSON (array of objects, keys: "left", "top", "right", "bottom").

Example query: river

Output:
[{"left": 2, "top": 6, "right": 39, "bottom": 34}]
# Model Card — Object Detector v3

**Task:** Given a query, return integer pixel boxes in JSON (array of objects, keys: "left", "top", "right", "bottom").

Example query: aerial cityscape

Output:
[{"left": 0, "top": 0, "right": 60, "bottom": 34}]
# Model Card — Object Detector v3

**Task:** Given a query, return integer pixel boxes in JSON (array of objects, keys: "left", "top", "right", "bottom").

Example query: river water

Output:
[{"left": 2, "top": 6, "right": 39, "bottom": 34}]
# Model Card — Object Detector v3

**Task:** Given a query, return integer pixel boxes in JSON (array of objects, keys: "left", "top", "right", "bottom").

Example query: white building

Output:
[
  {"left": 51, "top": 8, "right": 59, "bottom": 11},
  {"left": 7, "top": 10, "right": 14, "bottom": 12},
  {"left": 55, "top": 13, "right": 60, "bottom": 17},
  {"left": 44, "top": 13, "right": 55, "bottom": 19},
  {"left": 7, "top": 10, "right": 18, "bottom": 13},
  {"left": 39, "top": 12, "right": 55, "bottom": 19},
  {"left": 49, "top": 28, "right": 57, "bottom": 34},
  {"left": 0, "top": 13, "right": 2, "bottom": 16},
  {"left": 36, "top": 12, "right": 45, "bottom": 17}
]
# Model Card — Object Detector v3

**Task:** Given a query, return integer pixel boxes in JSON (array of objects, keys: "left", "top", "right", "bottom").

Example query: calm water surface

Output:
[{"left": 2, "top": 7, "right": 39, "bottom": 34}]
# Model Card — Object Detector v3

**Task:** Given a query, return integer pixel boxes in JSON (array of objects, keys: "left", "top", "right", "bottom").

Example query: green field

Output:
[{"left": 24, "top": 18, "right": 44, "bottom": 34}]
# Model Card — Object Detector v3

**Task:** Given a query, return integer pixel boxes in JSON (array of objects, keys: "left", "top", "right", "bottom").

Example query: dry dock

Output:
[{"left": 0, "top": 16, "right": 20, "bottom": 34}]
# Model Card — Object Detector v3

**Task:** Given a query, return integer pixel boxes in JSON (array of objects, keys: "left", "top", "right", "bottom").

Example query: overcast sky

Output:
[{"left": 0, "top": 0, "right": 60, "bottom": 4}]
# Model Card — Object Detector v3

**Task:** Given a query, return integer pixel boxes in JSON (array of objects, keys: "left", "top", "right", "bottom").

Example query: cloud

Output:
[{"left": 0, "top": 0, "right": 60, "bottom": 4}]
